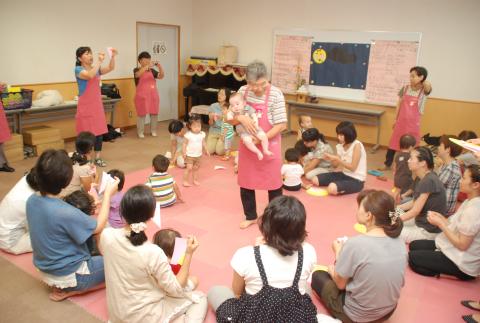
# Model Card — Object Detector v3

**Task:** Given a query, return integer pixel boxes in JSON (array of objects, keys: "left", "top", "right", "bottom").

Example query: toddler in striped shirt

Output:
[{"left": 147, "top": 154, "right": 184, "bottom": 207}]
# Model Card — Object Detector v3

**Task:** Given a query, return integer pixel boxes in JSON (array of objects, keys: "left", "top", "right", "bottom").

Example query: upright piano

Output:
[{"left": 182, "top": 62, "right": 247, "bottom": 120}]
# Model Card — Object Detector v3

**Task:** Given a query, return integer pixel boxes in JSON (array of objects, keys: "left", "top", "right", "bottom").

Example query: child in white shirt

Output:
[
  {"left": 182, "top": 114, "right": 209, "bottom": 186},
  {"left": 281, "top": 148, "right": 311, "bottom": 191}
]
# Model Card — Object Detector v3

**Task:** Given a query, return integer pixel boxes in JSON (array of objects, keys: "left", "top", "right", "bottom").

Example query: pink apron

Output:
[
  {"left": 134, "top": 70, "right": 159, "bottom": 116},
  {"left": 237, "top": 85, "right": 282, "bottom": 190},
  {"left": 388, "top": 85, "right": 423, "bottom": 151},
  {"left": 0, "top": 100, "right": 12, "bottom": 143},
  {"left": 76, "top": 74, "right": 108, "bottom": 136}
]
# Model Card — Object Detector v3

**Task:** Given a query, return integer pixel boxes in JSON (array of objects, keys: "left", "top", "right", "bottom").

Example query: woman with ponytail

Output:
[
  {"left": 311, "top": 190, "right": 407, "bottom": 323},
  {"left": 398, "top": 146, "right": 447, "bottom": 242},
  {"left": 0, "top": 167, "right": 38, "bottom": 254},
  {"left": 99, "top": 185, "right": 207, "bottom": 323},
  {"left": 75, "top": 46, "right": 117, "bottom": 167}
]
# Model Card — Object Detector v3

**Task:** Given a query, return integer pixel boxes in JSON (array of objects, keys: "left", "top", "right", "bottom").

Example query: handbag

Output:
[{"left": 101, "top": 83, "right": 121, "bottom": 99}]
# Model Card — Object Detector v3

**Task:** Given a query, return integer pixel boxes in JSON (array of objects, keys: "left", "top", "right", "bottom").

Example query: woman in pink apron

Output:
[
  {"left": 75, "top": 46, "right": 117, "bottom": 167},
  {"left": 230, "top": 61, "right": 287, "bottom": 229},
  {"left": 0, "top": 82, "right": 14, "bottom": 172},
  {"left": 381, "top": 66, "right": 432, "bottom": 170},
  {"left": 133, "top": 51, "right": 164, "bottom": 138}
]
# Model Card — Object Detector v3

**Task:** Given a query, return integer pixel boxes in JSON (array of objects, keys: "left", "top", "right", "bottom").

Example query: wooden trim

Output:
[
  {"left": 428, "top": 96, "right": 480, "bottom": 104},
  {"left": 14, "top": 77, "right": 134, "bottom": 87}
]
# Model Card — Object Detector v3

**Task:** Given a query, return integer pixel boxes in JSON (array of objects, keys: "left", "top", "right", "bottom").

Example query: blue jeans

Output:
[{"left": 64, "top": 256, "right": 105, "bottom": 291}]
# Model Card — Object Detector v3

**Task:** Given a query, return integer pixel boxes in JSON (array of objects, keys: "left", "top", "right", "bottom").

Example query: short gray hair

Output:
[{"left": 246, "top": 60, "right": 268, "bottom": 81}]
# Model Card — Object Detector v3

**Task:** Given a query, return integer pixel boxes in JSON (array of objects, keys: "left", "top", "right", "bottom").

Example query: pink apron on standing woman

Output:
[
  {"left": 76, "top": 73, "right": 108, "bottom": 136},
  {"left": 0, "top": 100, "right": 12, "bottom": 143},
  {"left": 388, "top": 85, "right": 423, "bottom": 151},
  {"left": 238, "top": 85, "right": 282, "bottom": 190},
  {"left": 134, "top": 70, "right": 159, "bottom": 117}
]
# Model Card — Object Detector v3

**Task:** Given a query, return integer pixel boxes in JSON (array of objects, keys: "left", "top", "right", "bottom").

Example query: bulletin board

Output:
[{"left": 271, "top": 29, "right": 422, "bottom": 106}]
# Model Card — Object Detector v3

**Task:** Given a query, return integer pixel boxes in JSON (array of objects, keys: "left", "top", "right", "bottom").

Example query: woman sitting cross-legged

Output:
[
  {"left": 409, "top": 164, "right": 480, "bottom": 281},
  {"left": 26, "top": 149, "right": 119, "bottom": 301},
  {"left": 311, "top": 190, "right": 407, "bottom": 323},
  {"left": 208, "top": 195, "right": 318, "bottom": 322},
  {"left": 99, "top": 184, "right": 207, "bottom": 323}
]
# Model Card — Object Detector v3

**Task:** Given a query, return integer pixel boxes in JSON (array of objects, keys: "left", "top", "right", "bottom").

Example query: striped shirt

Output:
[
  {"left": 437, "top": 160, "right": 462, "bottom": 215},
  {"left": 147, "top": 172, "right": 176, "bottom": 207},
  {"left": 221, "top": 115, "right": 234, "bottom": 140},
  {"left": 237, "top": 84, "right": 287, "bottom": 126}
]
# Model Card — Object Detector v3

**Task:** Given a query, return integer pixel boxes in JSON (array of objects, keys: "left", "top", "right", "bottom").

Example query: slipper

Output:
[
  {"left": 463, "top": 315, "right": 480, "bottom": 323},
  {"left": 462, "top": 300, "right": 480, "bottom": 312}
]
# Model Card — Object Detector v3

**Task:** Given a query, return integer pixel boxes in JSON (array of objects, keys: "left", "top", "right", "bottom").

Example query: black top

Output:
[
  {"left": 413, "top": 171, "right": 447, "bottom": 233},
  {"left": 394, "top": 151, "right": 413, "bottom": 194},
  {"left": 133, "top": 68, "right": 158, "bottom": 86}
]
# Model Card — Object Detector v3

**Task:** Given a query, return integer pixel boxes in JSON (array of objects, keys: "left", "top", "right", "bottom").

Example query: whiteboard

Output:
[{"left": 271, "top": 29, "right": 422, "bottom": 106}]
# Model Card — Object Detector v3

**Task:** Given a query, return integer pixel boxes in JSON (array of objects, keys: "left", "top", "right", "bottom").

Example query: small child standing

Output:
[
  {"left": 153, "top": 228, "right": 198, "bottom": 291},
  {"left": 393, "top": 134, "right": 416, "bottom": 203},
  {"left": 281, "top": 148, "right": 311, "bottom": 191},
  {"left": 221, "top": 104, "right": 235, "bottom": 161},
  {"left": 63, "top": 190, "right": 98, "bottom": 255},
  {"left": 106, "top": 169, "right": 125, "bottom": 228},
  {"left": 147, "top": 154, "right": 183, "bottom": 207},
  {"left": 182, "top": 114, "right": 209, "bottom": 186},
  {"left": 437, "top": 135, "right": 463, "bottom": 215},
  {"left": 227, "top": 92, "right": 272, "bottom": 160},
  {"left": 296, "top": 114, "right": 313, "bottom": 140},
  {"left": 167, "top": 120, "right": 187, "bottom": 168}
]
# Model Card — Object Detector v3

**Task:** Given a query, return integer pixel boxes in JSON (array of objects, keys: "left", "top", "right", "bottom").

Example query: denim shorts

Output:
[{"left": 64, "top": 256, "right": 105, "bottom": 291}]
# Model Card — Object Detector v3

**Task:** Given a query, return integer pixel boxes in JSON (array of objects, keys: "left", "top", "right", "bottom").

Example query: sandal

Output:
[
  {"left": 463, "top": 315, "right": 480, "bottom": 323},
  {"left": 94, "top": 158, "right": 107, "bottom": 167},
  {"left": 462, "top": 301, "right": 480, "bottom": 312}
]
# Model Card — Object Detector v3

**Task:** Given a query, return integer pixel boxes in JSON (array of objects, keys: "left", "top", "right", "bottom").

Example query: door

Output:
[{"left": 137, "top": 23, "right": 179, "bottom": 121}]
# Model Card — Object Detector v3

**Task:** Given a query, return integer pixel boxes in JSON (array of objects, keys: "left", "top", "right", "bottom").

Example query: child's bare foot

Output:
[
  {"left": 49, "top": 287, "right": 79, "bottom": 302},
  {"left": 263, "top": 149, "right": 273, "bottom": 156},
  {"left": 240, "top": 219, "right": 257, "bottom": 229},
  {"left": 256, "top": 151, "right": 264, "bottom": 160},
  {"left": 183, "top": 182, "right": 192, "bottom": 187},
  {"left": 193, "top": 180, "right": 200, "bottom": 186}
]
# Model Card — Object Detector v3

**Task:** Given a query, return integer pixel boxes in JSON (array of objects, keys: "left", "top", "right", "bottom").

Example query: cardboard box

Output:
[
  {"left": 23, "top": 126, "right": 61, "bottom": 146},
  {"left": 26, "top": 139, "right": 65, "bottom": 156},
  {"left": 4, "top": 133, "right": 23, "bottom": 149},
  {"left": 4, "top": 147, "right": 24, "bottom": 162}
]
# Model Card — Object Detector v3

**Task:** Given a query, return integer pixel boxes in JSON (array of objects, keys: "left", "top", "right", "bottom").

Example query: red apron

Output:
[
  {"left": 0, "top": 100, "right": 12, "bottom": 143},
  {"left": 388, "top": 85, "right": 423, "bottom": 151},
  {"left": 134, "top": 70, "right": 159, "bottom": 116},
  {"left": 238, "top": 85, "right": 282, "bottom": 190},
  {"left": 76, "top": 74, "right": 108, "bottom": 136}
]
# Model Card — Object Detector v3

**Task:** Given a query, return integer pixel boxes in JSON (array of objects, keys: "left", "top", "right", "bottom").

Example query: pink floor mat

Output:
[{"left": 1, "top": 155, "right": 478, "bottom": 322}]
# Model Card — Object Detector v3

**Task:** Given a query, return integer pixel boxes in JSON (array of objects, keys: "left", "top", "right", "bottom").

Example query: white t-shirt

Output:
[
  {"left": 0, "top": 176, "right": 35, "bottom": 249},
  {"left": 281, "top": 164, "right": 304, "bottom": 187},
  {"left": 230, "top": 242, "right": 317, "bottom": 295},
  {"left": 336, "top": 140, "right": 367, "bottom": 182},
  {"left": 184, "top": 131, "right": 206, "bottom": 157},
  {"left": 436, "top": 197, "right": 480, "bottom": 277}
]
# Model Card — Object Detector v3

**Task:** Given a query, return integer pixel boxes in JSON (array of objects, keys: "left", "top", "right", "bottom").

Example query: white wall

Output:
[
  {"left": 0, "top": 0, "right": 193, "bottom": 84},
  {"left": 191, "top": 0, "right": 480, "bottom": 102}
]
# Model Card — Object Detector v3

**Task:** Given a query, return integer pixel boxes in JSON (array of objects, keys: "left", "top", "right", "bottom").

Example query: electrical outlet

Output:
[{"left": 128, "top": 111, "right": 132, "bottom": 118}]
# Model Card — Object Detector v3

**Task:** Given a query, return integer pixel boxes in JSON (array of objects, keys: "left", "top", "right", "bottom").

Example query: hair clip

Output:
[
  {"left": 130, "top": 222, "right": 147, "bottom": 234},
  {"left": 389, "top": 208, "right": 404, "bottom": 225}
]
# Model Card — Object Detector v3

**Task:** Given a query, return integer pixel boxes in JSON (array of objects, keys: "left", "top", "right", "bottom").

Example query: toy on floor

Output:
[
  {"left": 313, "top": 264, "right": 329, "bottom": 272},
  {"left": 306, "top": 187, "right": 328, "bottom": 197},
  {"left": 354, "top": 223, "right": 367, "bottom": 234},
  {"left": 368, "top": 169, "right": 388, "bottom": 181}
]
